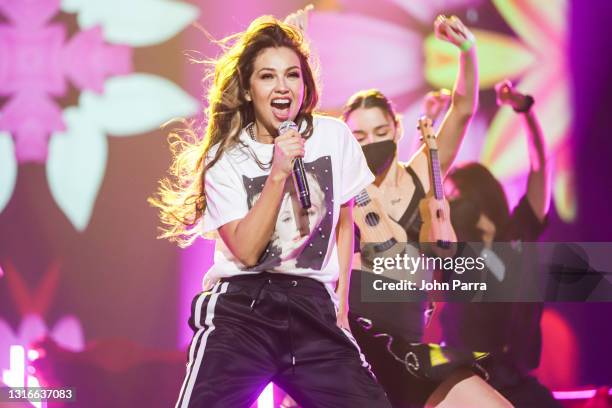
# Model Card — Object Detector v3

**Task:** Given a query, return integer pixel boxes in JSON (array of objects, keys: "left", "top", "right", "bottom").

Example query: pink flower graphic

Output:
[
  {"left": 0, "top": 0, "right": 131, "bottom": 163},
  {"left": 0, "top": 0, "right": 200, "bottom": 229}
]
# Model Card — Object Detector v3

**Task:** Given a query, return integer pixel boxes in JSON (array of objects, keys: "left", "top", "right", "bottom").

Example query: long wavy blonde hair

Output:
[{"left": 149, "top": 16, "right": 320, "bottom": 247}]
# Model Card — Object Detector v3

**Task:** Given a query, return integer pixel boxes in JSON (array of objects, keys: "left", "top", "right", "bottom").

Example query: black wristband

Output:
[{"left": 513, "top": 94, "right": 534, "bottom": 113}]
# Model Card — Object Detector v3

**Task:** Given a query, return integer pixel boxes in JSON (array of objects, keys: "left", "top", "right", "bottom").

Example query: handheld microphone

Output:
[{"left": 278, "top": 120, "right": 311, "bottom": 209}]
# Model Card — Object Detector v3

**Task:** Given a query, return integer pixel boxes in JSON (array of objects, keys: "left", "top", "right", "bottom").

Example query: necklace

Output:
[{"left": 247, "top": 122, "right": 256, "bottom": 141}]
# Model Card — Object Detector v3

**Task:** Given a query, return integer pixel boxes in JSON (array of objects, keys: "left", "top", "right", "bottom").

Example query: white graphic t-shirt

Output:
[{"left": 201, "top": 115, "right": 374, "bottom": 298}]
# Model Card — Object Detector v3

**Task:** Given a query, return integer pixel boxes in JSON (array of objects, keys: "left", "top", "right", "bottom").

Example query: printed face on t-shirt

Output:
[
  {"left": 274, "top": 172, "right": 326, "bottom": 257},
  {"left": 243, "top": 156, "right": 334, "bottom": 271},
  {"left": 248, "top": 46, "right": 305, "bottom": 134}
]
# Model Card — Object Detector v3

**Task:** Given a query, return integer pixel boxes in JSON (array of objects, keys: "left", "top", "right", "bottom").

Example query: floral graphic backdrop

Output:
[
  {"left": 0, "top": 0, "right": 199, "bottom": 230},
  {"left": 308, "top": 0, "right": 574, "bottom": 221}
]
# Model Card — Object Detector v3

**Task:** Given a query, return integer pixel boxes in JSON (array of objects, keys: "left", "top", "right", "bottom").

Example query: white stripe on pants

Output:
[{"left": 175, "top": 281, "right": 229, "bottom": 408}]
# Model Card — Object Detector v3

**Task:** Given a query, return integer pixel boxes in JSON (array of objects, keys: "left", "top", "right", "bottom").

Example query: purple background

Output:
[{"left": 0, "top": 0, "right": 610, "bottom": 396}]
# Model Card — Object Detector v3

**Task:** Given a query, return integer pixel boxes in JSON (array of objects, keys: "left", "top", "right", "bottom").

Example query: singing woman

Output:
[{"left": 150, "top": 16, "right": 391, "bottom": 408}]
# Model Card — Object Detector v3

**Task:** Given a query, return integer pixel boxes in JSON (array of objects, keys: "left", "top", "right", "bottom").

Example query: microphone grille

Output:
[{"left": 278, "top": 120, "right": 298, "bottom": 134}]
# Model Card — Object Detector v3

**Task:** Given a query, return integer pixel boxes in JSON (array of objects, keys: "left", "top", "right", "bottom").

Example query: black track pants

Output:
[{"left": 175, "top": 272, "right": 392, "bottom": 408}]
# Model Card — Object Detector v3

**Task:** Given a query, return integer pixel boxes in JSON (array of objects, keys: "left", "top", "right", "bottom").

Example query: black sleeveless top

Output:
[
  {"left": 396, "top": 165, "right": 425, "bottom": 242},
  {"left": 350, "top": 165, "right": 427, "bottom": 342}
]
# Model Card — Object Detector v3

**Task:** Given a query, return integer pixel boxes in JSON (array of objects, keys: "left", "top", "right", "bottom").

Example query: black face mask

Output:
[
  {"left": 449, "top": 198, "right": 483, "bottom": 242},
  {"left": 361, "top": 140, "right": 397, "bottom": 177}
]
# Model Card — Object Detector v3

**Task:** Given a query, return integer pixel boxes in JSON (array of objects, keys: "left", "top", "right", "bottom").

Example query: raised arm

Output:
[
  {"left": 495, "top": 80, "right": 550, "bottom": 221},
  {"left": 218, "top": 129, "right": 305, "bottom": 266},
  {"left": 409, "top": 15, "right": 478, "bottom": 188},
  {"left": 435, "top": 16, "right": 479, "bottom": 175}
]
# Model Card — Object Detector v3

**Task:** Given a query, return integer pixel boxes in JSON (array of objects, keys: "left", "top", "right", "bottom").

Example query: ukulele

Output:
[
  {"left": 417, "top": 116, "right": 457, "bottom": 258},
  {"left": 353, "top": 184, "right": 408, "bottom": 271}
]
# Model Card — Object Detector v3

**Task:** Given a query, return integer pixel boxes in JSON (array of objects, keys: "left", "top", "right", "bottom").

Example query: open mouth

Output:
[{"left": 271, "top": 97, "right": 291, "bottom": 121}]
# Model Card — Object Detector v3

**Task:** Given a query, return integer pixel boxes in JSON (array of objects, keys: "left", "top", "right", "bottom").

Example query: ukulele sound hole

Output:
[{"left": 365, "top": 212, "right": 380, "bottom": 226}]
